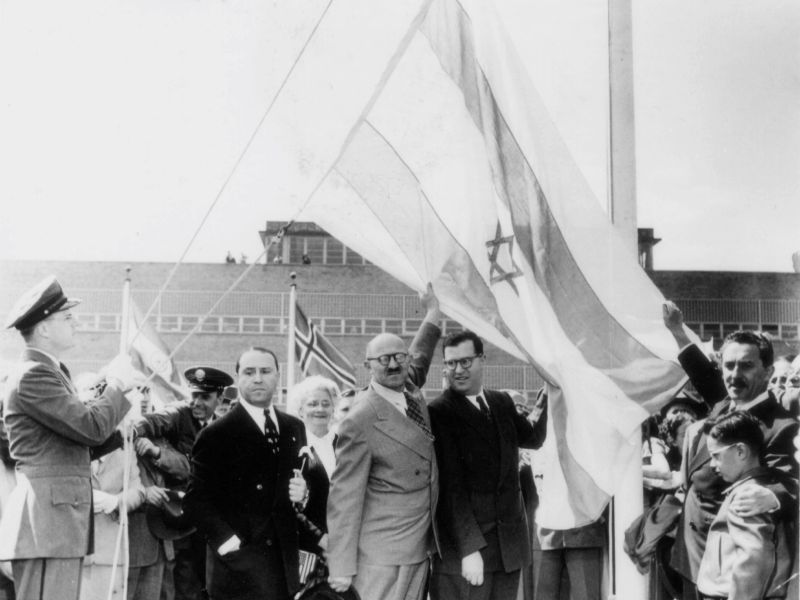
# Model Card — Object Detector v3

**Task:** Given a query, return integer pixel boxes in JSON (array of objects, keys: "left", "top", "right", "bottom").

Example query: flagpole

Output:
[
  {"left": 107, "top": 265, "right": 133, "bottom": 600},
  {"left": 286, "top": 271, "right": 298, "bottom": 402},
  {"left": 607, "top": 0, "right": 645, "bottom": 598}
]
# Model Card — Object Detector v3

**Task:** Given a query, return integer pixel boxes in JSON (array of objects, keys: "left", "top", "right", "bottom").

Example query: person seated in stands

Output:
[{"left": 697, "top": 412, "right": 795, "bottom": 600}]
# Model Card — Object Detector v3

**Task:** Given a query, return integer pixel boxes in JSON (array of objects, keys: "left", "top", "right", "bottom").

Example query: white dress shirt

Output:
[
  {"left": 372, "top": 381, "right": 408, "bottom": 414},
  {"left": 306, "top": 428, "right": 337, "bottom": 478},
  {"left": 238, "top": 397, "right": 280, "bottom": 434}
]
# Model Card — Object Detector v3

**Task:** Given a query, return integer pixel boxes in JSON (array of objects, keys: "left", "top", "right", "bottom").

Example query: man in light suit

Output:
[
  {"left": 327, "top": 290, "right": 441, "bottom": 600},
  {"left": 184, "top": 348, "right": 308, "bottom": 600},
  {"left": 428, "top": 331, "right": 547, "bottom": 600},
  {"left": 0, "top": 276, "right": 140, "bottom": 600}
]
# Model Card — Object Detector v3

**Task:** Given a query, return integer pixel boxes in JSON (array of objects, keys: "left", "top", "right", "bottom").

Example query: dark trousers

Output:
[
  {"left": 430, "top": 569, "right": 521, "bottom": 600},
  {"left": 174, "top": 533, "right": 207, "bottom": 600},
  {"left": 535, "top": 548, "right": 602, "bottom": 600}
]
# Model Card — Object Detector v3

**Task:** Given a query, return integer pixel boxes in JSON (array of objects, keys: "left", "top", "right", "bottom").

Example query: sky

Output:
[{"left": 0, "top": 0, "right": 797, "bottom": 273}]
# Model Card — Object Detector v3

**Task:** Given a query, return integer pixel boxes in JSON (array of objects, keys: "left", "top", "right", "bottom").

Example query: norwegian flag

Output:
[{"left": 294, "top": 303, "right": 356, "bottom": 388}]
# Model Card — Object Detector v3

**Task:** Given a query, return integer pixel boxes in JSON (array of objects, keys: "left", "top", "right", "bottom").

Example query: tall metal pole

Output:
[
  {"left": 286, "top": 272, "right": 298, "bottom": 402},
  {"left": 607, "top": 1, "right": 645, "bottom": 599}
]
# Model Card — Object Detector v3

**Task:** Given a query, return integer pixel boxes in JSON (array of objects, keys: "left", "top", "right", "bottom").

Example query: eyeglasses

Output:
[
  {"left": 443, "top": 354, "right": 482, "bottom": 371},
  {"left": 709, "top": 442, "right": 740, "bottom": 461},
  {"left": 366, "top": 352, "right": 408, "bottom": 366}
]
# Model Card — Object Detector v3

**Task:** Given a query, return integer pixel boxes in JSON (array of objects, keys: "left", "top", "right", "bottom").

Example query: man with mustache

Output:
[
  {"left": 668, "top": 329, "right": 798, "bottom": 600},
  {"left": 326, "top": 289, "right": 441, "bottom": 600}
]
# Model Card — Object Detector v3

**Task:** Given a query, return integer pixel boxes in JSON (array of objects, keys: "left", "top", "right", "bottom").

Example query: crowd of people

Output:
[{"left": 0, "top": 276, "right": 798, "bottom": 600}]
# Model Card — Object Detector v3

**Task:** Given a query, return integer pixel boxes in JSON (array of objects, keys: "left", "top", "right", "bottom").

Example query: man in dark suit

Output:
[
  {"left": 0, "top": 276, "right": 139, "bottom": 600},
  {"left": 134, "top": 366, "right": 234, "bottom": 600},
  {"left": 326, "top": 290, "right": 441, "bottom": 600},
  {"left": 428, "top": 330, "right": 547, "bottom": 600},
  {"left": 660, "top": 311, "right": 799, "bottom": 600},
  {"left": 184, "top": 348, "right": 307, "bottom": 600}
]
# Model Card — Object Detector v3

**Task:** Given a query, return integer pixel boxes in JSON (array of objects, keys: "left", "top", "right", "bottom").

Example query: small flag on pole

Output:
[
  {"left": 294, "top": 303, "right": 356, "bottom": 388},
  {"left": 125, "top": 299, "right": 186, "bottom": 408}
]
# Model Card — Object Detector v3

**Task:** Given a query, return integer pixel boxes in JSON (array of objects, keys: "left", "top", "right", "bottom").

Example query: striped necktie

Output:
[{"left": 404, "top": 392, "right": 433, "bottom": 440}]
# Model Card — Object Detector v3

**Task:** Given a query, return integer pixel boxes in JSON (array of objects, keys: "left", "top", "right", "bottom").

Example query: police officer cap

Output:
[
  {"left": 5, "top": 276, "right": 82, "bottom": 330},
  {"left": 184, "top": 366, "right": 234, "bottom": 393}
]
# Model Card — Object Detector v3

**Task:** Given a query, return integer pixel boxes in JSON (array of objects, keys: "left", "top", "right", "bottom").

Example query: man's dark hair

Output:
[
  {"left": 441, "top": 330, "right": 484, "bottom": 357},
  {"left": 235, "top": 347, "right": 280, "bottom": 374},
  {"left": 720, "top": 330, "right": 774, "bottom": 367},
  {"left": 705, "top": 411, "right": 765, "bottom": 456}
]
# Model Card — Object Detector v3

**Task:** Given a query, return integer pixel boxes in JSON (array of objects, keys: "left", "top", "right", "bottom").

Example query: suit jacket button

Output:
[
  {"left": 256, "top": 484, "right": 263, "bottom": 490},
  {"left": 266, "top": 539, "right": 273, "bottom": 546},
  {"left": 415, "top": 469, "right": 420, "bottom": 476}
]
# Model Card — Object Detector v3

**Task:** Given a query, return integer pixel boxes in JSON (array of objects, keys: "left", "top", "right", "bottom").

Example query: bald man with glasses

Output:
[
  {"left": 428, "top": 330, "right": 547, "bottom": 600},
  {"left": 326, "top": 288, "right": 441, "bottom": 600}
]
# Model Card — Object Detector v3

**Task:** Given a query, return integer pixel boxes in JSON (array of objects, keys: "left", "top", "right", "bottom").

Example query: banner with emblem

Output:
[{"left": 204, "top": 0, "right": 693, "bottom": 527}]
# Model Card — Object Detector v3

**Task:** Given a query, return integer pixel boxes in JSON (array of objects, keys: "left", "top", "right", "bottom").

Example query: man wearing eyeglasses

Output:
[
  {"left": 327, "top": 287, "right": 441, "bottom": 600},
  {"left": 425, "top": 330, "right": 547, "bottom": 600},
  {"left": 670, "top": 330, "right": 798, "bottom": 600},
  {"left": 0, "top": 276, "right": 141, "bottom": 600}
]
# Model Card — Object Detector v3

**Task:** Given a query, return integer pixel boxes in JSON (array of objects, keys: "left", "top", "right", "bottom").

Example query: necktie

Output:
[
  {"left": 477, "top": 395, "right": 492, "bottom": 420},
  {"left": 264, "top": 410, "right": 279, "bottom": 454},
  {"left": 404, "top": 393, "right": 433, "bottom": 440}
]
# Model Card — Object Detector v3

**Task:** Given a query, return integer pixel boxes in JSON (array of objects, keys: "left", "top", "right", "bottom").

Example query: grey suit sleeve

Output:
[
  {"left": 326, "top": 417, "right": 372, "bottom": 578},
  {"left": 16, "top": 363, "right": 130, "bottom": 445},
  {"left": 406, "top": 321, "right": 441, "bottom": 389}
]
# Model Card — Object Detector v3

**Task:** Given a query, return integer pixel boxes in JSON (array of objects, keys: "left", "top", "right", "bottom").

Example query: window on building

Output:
[
  {"left": 781, "top": 324, "right": 798, "bottom": 340},
  {"left": 403, "top": 319, "right": 422, "bottom": 336},
  {"left": 74, "top": 314, "right": 96, "bottom": 331},
  {"left": 364, "top": 319, "right": 383, "bottom": 335},
  {"left": 97, "top": 314, "right": 119, "bottom": 331},
  {"left": 384, "top": 319, "right": 403, "bottom": 335},
  {"left": 322, "top": 319, "right": 344, "bottom": 335},
  {"left": 305, "top": 237, "right": 324, "bottom": 264},
  {"left": 180, "top": 316, "right": 200, "bottom": 333},
  {"left": 701, "top": 323, "right": 721, "bottom": 339},
  {"left": 760, "top": 324, "right": 779, "bottom": 337},
  {"left": 721, "top": 323, "right": 740, "bottom": 338},
  {"left": 344, "top": 247, "right": 364, "bottom": 265},
  {"left": 344, "top": 319, "right": 363, "bottom": 335},
  {"left": 289, "top": 237, "right": 305, "bottom": 263},
  {"left": 159, "top": 316, "right": 179, "bottom": 332},
  {"left": 222, "top": 317, "right": 241, "bottom": 333},
  {"left": 262, "top": 317, "right": 283, "bottom": 334},
  {"left": 242, "top": 317, "right": 261, "bottom": 334},
  {"left": 326, "top": 239, "right": 345, "bottom": 265}
]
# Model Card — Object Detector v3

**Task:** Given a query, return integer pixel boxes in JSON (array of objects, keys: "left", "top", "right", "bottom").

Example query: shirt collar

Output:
[
  {"left": 238, "top": 396, "right": 279, "bottom": 432},
  {"left": 372, "top": 380, "right": 408, "bottom": 413}
]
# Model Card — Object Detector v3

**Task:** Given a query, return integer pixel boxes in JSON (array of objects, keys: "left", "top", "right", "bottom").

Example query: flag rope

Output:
[{"left": 128, "top": 0, "right": 335, "bottom": 350}]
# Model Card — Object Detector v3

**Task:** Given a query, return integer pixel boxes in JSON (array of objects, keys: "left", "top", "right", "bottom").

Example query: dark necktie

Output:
[
  {"left": 264, "top": 410, "right": 279, "bottom": 454},
  {"left": 477, "top": 395, "right": 492, "bottom": 420},
  {"left": 404, "top": 393, "right": 433, "bottom": 440}
]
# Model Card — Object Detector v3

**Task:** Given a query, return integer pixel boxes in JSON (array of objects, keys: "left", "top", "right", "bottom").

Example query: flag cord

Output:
[
  {"left": 127, "top": 0, "right": 335, "bottom": 351},
  {"left": 130, "top": 221, "right": 296, "bottom": 391}
]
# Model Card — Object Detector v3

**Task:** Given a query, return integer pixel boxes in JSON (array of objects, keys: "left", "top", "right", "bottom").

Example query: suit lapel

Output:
[
  {"left": 368, "top": 392, "right": 433, "bottom": 459},
  {"left": 23, "top": 348, "right": 75, "bottom": 393},
  {"left": 688, "top": 400, "right": 729, "bottom": 474},
  {"left": 275, "top": 409, "right": 300, "bottom": 466},
  {"left": 486, "top": 390, "right": 517, "bottom": 482},
  {"left": 444, "top": 389, "right": 496, "bottom": 444}
]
